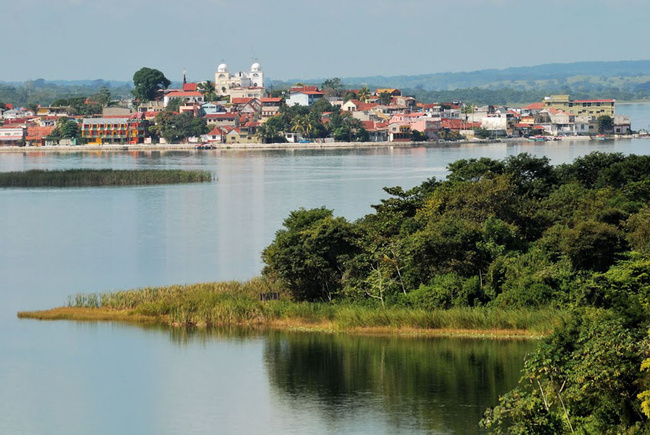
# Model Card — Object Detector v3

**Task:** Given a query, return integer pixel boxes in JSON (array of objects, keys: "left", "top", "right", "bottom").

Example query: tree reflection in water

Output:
[{"left": 263, "top": 332, "right": 535, "bottom": 434}]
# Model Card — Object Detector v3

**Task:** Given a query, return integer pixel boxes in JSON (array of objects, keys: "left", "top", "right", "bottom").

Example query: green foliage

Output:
[
  {"left": 262, "top": 208, "right": 359, "bottom": 301},
  {"left": 0, "top": 169, "right": 212, "bottom": 187},
  {"left": 132, "top": 67, "right": 171, "bottom": 102},
  {"left": 165, "top": 97, "right": 183, "bottom": 113},
  {"left": 321, "top": 77, "right": 346, "bottom": 98},
  {"left": 598, "top": 115, "right": 614, "bottom": 133},
  {"left": 48, "top": 117, "right": 80, "bottom": 140},
  {"left": 151, "top": 111, "right": 208, "bottom": 143},
  {"left": 481, "top": 310, "right": 649, "bottom": 434}
]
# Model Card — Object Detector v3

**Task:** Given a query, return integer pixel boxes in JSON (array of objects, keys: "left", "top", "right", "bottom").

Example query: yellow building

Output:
[{"left": 543, "top": 95, "right": 615, "bottom": 118}]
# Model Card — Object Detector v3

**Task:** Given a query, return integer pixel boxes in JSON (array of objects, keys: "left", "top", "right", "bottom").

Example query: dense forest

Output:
[{"left": 262, "top": 152, "right": 650, "bottom": 433}]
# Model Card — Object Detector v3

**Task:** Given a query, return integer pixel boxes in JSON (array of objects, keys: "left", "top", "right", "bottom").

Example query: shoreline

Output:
[
  {"left": 17, "top": 306, "right": 549, "bottom": 339},
  {"left": 0, "top": 135, "right": 645, "bottom": 154}
]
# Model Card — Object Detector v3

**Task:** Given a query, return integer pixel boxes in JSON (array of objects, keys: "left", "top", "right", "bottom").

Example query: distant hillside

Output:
[
  {"left": 269, "top": 60, "right": 650, "bottom": 105},
  {"left": 335, "top": 60, "right": 650, "bottom": 91}
]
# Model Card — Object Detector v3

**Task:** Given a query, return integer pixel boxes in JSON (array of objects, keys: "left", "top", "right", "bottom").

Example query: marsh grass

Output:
[
  {"left": 0, "top": 169, "right": 213, "bottom": 187},
  {"left": 44, "top": 278, "right": 568, "bottom": 334}
]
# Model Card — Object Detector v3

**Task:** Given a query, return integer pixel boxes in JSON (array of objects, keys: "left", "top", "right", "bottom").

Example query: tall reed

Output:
[
  {"left": 0, "top": 169, "right": 213, "bottom": 187},
  {"left": 64, "top": 278, "right": 566, "bottom": 334}
]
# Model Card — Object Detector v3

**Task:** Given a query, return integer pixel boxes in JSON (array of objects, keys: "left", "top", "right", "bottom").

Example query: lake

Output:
[{"left": 2, "top": 134, "right": 650, "bottom": 434}]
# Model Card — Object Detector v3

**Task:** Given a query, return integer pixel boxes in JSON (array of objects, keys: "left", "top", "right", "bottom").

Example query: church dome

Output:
[
  {"left": 251, "top": 62, "right": 261, "bottom": 72},
  {"left": 217, "top": 63, "right": 228, "bottom": 73}
]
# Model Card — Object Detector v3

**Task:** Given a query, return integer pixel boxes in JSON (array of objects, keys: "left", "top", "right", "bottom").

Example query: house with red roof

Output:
[
  {"left": 203, "top": 126, "right": 226, "bottom": 143},
  {"left": 204, "top": 113, "right": 239, "bottom": 128},
  {"left": 26, "top": 125, "right": 56, "bottom": 146},
  {"left": 163, "top": 91, "right": 205, "bottom": 107},
  {"left": 260, "top": 97, "right": 283, "bottom": 121},
  {"left": 285, "top": 87, "right": 325, "bottom": 107},
  {"left": 0, "top": 125, "right": 25, "bottom": 146}
]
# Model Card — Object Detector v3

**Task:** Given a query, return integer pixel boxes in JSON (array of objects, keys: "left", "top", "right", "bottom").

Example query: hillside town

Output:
[{"left": 0, "top": 62, "right": 634, "bottom": 147}]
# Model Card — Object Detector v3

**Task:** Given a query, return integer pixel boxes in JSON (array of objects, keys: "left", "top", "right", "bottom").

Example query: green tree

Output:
[
  {"left": 262, "top": 208, "right": 359, "bottom": 301},
  {"left": 132, "top": 67, "right": 171, "bottom": 102},
  {"left": 51, "top": 117, "right": 80, "bottom": 139},
  {"left": 377, "top": 91, "right": 392, "bottom": 105},
  {"left": 321, "top": 77, "right": 346, "bottom": 98},
  {"left": 94, "top": 86, "right": 111, "bottom": 107},
  {"left": 597, "top": 115, "right": 614, "bottom": 134},
  {"left": 197, "top": 80, "right": 217, "bottom": 101},
  {"left": 357, "top": 86, "right": 371, "bottom": 103},
  {"left": 481, "top": 311, "right": 648, "bottom": 434},
  {"left": 165, "top": 97, "right": 183, "bottom": 113},
  {"left": 152, "top": 112, "right": 208, "bottom": 143}
]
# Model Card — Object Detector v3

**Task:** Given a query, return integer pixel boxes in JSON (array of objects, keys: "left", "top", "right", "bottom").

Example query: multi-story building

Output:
[
  {"left": 81, "top": 116, "right": 149, "bottom": 144},
  {"left": 214, "top": 62, "right": 265, "bottom": 96},
  {"left": 0, "top": 126, "right": 25, "bottom": 145},
  {"left": 543, "top": 95, "right": 615, "bottom": 118}
]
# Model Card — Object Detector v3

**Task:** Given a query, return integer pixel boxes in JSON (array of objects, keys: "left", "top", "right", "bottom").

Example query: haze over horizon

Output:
[{"left": 1, "top": 0, "right": 649, "bottom": 83}]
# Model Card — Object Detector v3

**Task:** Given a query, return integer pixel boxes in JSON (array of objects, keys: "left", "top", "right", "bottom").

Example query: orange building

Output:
[{"left": 81, "top": 114, "right": 149, "bottom": 144}]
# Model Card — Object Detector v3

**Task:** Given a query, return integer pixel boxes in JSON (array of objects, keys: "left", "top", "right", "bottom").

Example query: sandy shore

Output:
[{"left": 1, "top": 135, "right": 643, "bottom": 154}]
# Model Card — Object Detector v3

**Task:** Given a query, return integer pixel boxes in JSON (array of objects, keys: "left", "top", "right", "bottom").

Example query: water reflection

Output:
[{"left": 263, "top": 331, "right": 535, "bottom": 434}]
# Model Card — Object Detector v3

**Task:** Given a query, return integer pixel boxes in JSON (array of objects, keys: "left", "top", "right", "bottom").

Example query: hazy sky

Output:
[{"left": 1, "top": 0, "right": 648, "bottom": 83}]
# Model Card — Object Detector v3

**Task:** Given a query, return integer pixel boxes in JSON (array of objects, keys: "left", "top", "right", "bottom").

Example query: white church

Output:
[{"left": 214, "top": 62, "right": 265, "bottom": 99}]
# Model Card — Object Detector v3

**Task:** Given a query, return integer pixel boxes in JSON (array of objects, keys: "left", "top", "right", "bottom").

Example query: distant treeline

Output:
[
  {"left": 0, "top": 79, "right": 133, "bottom": 108},
  {"left": 0, "top": 169, "right": 213, "bottom": 187}
]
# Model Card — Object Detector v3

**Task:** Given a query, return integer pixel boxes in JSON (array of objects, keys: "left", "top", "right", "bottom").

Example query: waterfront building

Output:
[
  {"left": 81, "top": 115, "right": 149, "bottom": 144},
  {"left": 0, "top": 126, "right": 25, "bottom": 145},
  {"left": 543, "top": 95, "right": 615, "bottom": 118}
]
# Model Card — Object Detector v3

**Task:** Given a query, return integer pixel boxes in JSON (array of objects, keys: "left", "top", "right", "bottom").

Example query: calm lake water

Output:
[{"left": 2, "top": 132, "right": 650, "bottom": 434}]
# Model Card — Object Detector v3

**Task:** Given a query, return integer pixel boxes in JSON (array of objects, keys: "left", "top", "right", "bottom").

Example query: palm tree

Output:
[
  {"left": 198, "top": 80, "right": 217, "bottom": 101},
  {"left": 291, "top": 114, "right": 312, "bottom": 138},
  {"left": 358, "top": 86, "right": 371, "bottom": 103}
]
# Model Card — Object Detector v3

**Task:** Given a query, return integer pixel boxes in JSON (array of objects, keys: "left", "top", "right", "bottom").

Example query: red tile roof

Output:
[
  {"left": 524, "top": 102, "right": 544, "bottom": 110},
  {"left": 167, "top": 91, "right": 203, "bottom": 97},
  {"left": 26, "top": 125, "right": 56, "bottom": 140},
  {"left": 183, "top": 83, "right": 198, "bottom": 91},
  {"left": 205, "top": 113, "right": 236, "bottom": 118},
  {"left": 207, "top": 126, "right": 224, "bottom": 136},
  {"left": 260, "top": 97, "right": 283, "bottom": 103},
  {"left": 231, "top": 98, "right": 255, "bottom": 104},
  {"left": 290, "top": 86, "right": 319, "bottom": 92}
]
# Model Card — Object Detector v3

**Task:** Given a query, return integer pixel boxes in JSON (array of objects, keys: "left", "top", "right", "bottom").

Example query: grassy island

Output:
[
  {"left": 0, "top": 169, "right": 213, "bottom": 187},
  {"left": 17, "top": 278, "right": 565, "bottom": 337},
  {"left": 19, "top": 152, "right": 650, "bottom": 432}
]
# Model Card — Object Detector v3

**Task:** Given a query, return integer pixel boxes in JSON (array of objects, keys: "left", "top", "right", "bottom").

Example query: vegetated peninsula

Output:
[
  {"left": 19, "top": 151, "right": 650, "bottom": 432},
  {"left": 0, "top": 169, "right": 213, "bottom": 187}
]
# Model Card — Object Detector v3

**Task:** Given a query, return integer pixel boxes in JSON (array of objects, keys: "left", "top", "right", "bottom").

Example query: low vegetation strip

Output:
[
  {"left": 17, "top": 279, "right": 567, "bottom": 336},
  {"left": 0, "top": 169, "right": 213, "bottom": 187}
]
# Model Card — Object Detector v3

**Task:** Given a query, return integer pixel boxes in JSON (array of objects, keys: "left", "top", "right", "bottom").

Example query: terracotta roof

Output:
[
  {"left": 205, "top": 113, "right": 236, "bottom": 118},
  {"left": 290, "top": 86, "right": 319, "bottom": 92},
  {"left": 167, "top": 91, "right": 203, "bottom": 97},
  {"left": 440, "top": 119, "right": 480, "bottom": 130},
  {"left": 357, "top": 103, "right": 379, "bottom": 111},
  {"left": 207, "top": 126, "right": 224, "bottom": 136},
  {"left": 183, "top": 83, "right": 198, "bottom": 91},
  {"left": 26, "top": 125, "right": 56, "bottom": 140},
  {"left": 260, "top": 97, "right": 283, "bottom": 103},
  {"left": 524, "top": 102, "right": 544, "bottom": 110},
  {"left": 231, "top": 98, "right": 255, "bottom": 104}
]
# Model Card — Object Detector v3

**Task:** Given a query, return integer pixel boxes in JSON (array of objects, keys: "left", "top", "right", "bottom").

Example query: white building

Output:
[{"left": 214, "top": 62, "right": 265, "bottom": 96}]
